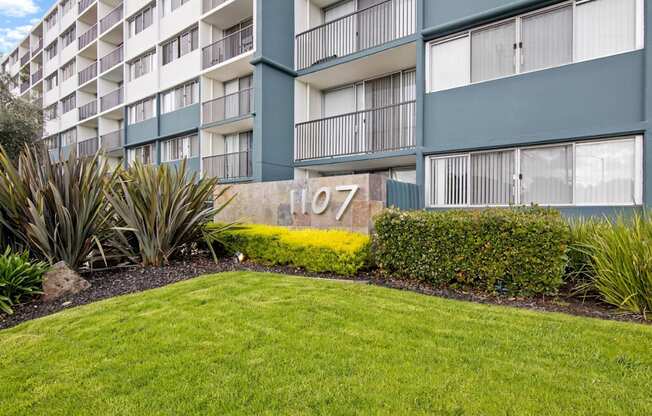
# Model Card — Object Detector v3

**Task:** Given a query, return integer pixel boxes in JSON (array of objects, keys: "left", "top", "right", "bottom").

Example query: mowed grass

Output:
[{"left": 1, "top": 272, "right": 651, "bottom": 415}]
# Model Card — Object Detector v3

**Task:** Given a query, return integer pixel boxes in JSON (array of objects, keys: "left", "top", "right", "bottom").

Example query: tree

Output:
[{"left": 0, "top": 72, "right": 43, "bottom": 160}]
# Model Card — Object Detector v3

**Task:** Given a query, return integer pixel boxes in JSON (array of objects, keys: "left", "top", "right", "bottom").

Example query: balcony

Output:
[
  {"left": 202, "top": 25, "right": 254, "bottom": 70},
  {"left": 32, "top": 39, "right": 43, "bottom": 54},
  {"left": 100, "top": 45, "right": 123, "bottom": 73},
  {"left": 78, "top": 137, "right": 99, "bottom": 157},
  {"left": 79, "top": 0, "right": 94, "bottom": 14},
  {"left": 203, "top": 151, "right": 252, "bottom": 180},
  {"left": 78, "top": 24, "right": 98, "bottom": 50},
  {"left": 78, "top": 61, "right": 97, "bottom": 85},
  {"left": 20, "top": 52, "right": 30, "bottom": 67},
  {"left": 202, "top": 88, "right": 253, "bottom": 125},
  {"left": 79, "top": 100, "right": 98, "bottom": 120},
  {"left": 100, "top": 4, "right": 123, "bottom": 34},
  {"left": 100, "top": 87, "right": 123, "bottom": 111},
  {"left": 20, "top": 80, "right": 30, "bottom": 93},
  {"left": 202, "top": 0, "right": 228, "bottom": 13},
  {"left": 100, "top": 129, "right": 123, "bottom": 151},
  {"left": 295, "top": 0, "right": 416, "bottom": 71},
  {"left": 294, "top": 100, "right": 415, "bottom": 161},
  {"left": 31, "top": 68, "right": 43, "bottom": 84}
]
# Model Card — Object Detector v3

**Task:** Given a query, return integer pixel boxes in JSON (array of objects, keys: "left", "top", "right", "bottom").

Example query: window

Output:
[
  {"left": 60, "top": 93, "right": 76, "bottom": 114},
  {"left": 60, "top": 59, "right": 75, "bottom": 81},
  {"left": 128, "top": 144, "right": 154, "bottom": 165},
  {"left": 60, "top": 25, "right": 76, "bottom": 49},
  {"left": 426, "top": 136, "right": 643, "bottom": 207},
  {"left": 427, "top": 0, "right": 644, "bottom": 92},
  {"left": 45, "top": 41, "right": 57, "bottom": 61},
  {"left": 44, "top": 103, "right": 58, "bottom": 120},
  {"left": 45, "top": 11, "right": 57, "bottom": 31},
  {"left": 45, "top": 72, "right": 58, "bottom": 91},
  {"left": 128, "top": 96, "right": 156, "bottom": 124},
  {"left": 161, "top": 26, "right": 198, "bottom": 65},
  {"left": 60, "top": 0, "right": 73, "bottom": 16},
  {"left": 128, "top": 50, "right": 155, "bottom": 80},
  {"left": 128, "top": 4, "right": 155, "bottom": 37},
  {"left": 60, "top": 128, "right": 77, "bottom": 146},
  {"left": 42, "top": 136, "right": 58, "bottom": 150},
  {"left": 161, "top": 133, "right": 199, "bottom": 162},
  {"left": 161, "top": 80, "right": 199, "bottom": 114},
  {"left": 161, "top": 0, "right": 190, "bottom": 16}
]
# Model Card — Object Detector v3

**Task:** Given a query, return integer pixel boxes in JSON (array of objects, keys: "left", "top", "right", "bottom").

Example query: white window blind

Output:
[
  {"left": 575, "top": 0, "right": 637, "bottom": 61},
  {"left": 430, "top": 36, "right": 470, "bottom": 92},
  {"left": 323, "top": 87, "right": 357, "bottom": 117},
  {"left": 429, "top": 155, "right": 468, "bottom": 206},
  {"left": 471, "top": 150, "right": 515, "bottom": 205},
  {"left": 471, "top": 20, "right": 516, "bottom": 83},
  {"left": 521, "top": 5, "right": 573, "bottom": 72}
]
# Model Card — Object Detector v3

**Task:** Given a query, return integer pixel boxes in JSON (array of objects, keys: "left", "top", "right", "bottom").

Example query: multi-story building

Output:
[{"left": 2, "top": 0, "right": 650, "bottom": 216}]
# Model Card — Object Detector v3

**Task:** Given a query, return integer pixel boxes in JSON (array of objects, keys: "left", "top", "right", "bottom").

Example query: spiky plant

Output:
[
  {"left": 107, "top": 160, "right": 234, "bottom": 267},
  {"left": 0, "top": 145, "right": 118, "bottom": 270}
]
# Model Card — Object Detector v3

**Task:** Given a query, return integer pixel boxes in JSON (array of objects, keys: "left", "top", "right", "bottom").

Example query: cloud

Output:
[
  {"left": 0, "top": 25, "right": 33, "bottom": 54},
  {"left": 0, "top": 0, "right": 39, "bottom": 18}
]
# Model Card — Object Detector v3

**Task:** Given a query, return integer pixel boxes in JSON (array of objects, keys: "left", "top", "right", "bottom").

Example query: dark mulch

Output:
[{"left": 1, "top": 254, "right": 648, "bottom": 330}]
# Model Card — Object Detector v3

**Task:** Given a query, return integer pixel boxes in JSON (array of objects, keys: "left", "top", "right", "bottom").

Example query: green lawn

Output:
[{"left": 1, "top": 272, "right": 651, "bottom": 415}]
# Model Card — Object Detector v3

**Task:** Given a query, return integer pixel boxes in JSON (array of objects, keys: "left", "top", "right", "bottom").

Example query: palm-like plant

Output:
[
  {"left": 0, "top": 145, "right": 118, "bottom": 270},
  {"left": 108, "top": 160, "right": 234, "bottom": 267}
]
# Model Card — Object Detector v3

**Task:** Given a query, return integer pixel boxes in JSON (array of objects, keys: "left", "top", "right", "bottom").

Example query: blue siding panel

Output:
[
  {"left": 126, "top": 118, "right": 158, "bottom": 146},
  {"left": 159, "top": 104, "right": 201, "bottom": 138},
  {"left": 387, "top": 180, "right": 421, "bottom": 211}
]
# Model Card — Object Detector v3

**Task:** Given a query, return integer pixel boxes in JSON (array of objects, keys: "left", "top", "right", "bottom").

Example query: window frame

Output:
[
  {"left": 426, "top": 0, "right": 645, "bottom": 93},
  {"left": 160, "top": 133, "right": 199, "bottom": 162},
  {"left": 425, "top": 136, "right": 644, "bottom": 208}
]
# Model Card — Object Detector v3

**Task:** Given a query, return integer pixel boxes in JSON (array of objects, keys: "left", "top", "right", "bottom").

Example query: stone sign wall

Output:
[{"left": 214, "top": 174, "right": 388, "bottom": 234}]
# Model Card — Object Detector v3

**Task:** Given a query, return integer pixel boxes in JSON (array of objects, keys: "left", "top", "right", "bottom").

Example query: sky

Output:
[{"left": 0, "top": 0, "right": 50, "bottom": 56}]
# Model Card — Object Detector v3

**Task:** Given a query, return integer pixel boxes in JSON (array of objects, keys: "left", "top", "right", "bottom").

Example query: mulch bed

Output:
[{"left": 1, "top": 254, "right": 648, "bottom": 330}]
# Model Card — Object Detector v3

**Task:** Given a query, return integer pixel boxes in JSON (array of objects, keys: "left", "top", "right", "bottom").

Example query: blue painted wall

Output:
[
  {"left": 160, "top": 104, "right": 200, "bottom": 138},
  {"left": 161, "top": 157, "right": 201, "bottom": 175},
  {"left": 126, "top": 118, "right": 158, "bottom": 146}
]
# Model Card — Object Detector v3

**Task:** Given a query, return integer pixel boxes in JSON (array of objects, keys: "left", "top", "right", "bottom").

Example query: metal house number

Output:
[{"left": 290, "top": 185, "right": 360, "bottom": 221}]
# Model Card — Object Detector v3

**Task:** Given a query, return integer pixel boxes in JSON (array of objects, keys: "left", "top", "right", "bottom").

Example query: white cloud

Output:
[
  {"left": 0, "top": 25, "right": 33, "bottom": 54},
  {"left": 0, "top": 0, "right": 39, "bottom": 18}
]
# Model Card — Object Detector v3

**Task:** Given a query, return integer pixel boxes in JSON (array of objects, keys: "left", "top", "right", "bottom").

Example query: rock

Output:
[{"left": 42, "top": 262, "right": 91, "bottom": 302}]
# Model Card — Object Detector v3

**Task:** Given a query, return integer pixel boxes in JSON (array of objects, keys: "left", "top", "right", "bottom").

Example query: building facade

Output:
[{"left": 2, "top": 0, "right": 650, "bottom": 216}]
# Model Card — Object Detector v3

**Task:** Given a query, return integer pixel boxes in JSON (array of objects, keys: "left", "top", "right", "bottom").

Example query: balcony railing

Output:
[
  {"left": 203, "top": 151, "right": 252, "bottom": 180},
  {"left": 202, "top": 88, "right": 253, "bottom": 125},
  {"left": 20, "top": 52, "right": 30, "bottom": 66},
  {"left": 100, "top": 45, "right": 123, "bottom": 73},
  {"left": 100, "top": 86, "right": 123, "bottom": 111},
  {"left": 79, "top": 100, "right": 98, "bottom": 120},
  {"left": 32, "top": 39, "right": 43, "bottom": 54},
  {"left": 78, "top": 24, "right": 98, "bottom": 50},
  {"left": 295, "top": 0, "right": 416, "bottom": 70},
  {"left": 100, "top": 4, "right": 123, "bottom": 34},
  {"left": 78, "top": 61, "right": 97, "bottom": 85},
  {"left": 78, "top": 137, "right": 99, "bottom": 157},
  {"left": 202, "top": 25, "right": 254, "bottom": 70},
  {"left": 100, "top": 129, "right": 123, "bottom": 151},
  {"left": 20, "top": 80, "right": 30, "bottom": 93},
  {"left": 202, "top": 0, "right": 228, "bottom": 13},
  {"left": 79, "top": 0, "right": 94, "bottom": 14},
  {"left": 295, "top": 100, "right": 415, "bottom": 161},
  {"left": 31, "top": 68, "right": 43, "bottom": 84}
]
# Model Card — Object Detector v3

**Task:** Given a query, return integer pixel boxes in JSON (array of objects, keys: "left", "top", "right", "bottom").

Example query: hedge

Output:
[
  {"left": 373, "top": 208, "right": 570, "bottom": 296},
  {"left": 216, "top": 224, "right": 371, "bottom": 276}
]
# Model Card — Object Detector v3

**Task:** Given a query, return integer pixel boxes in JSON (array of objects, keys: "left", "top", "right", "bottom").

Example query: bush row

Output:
[{"left": 215, "top": 224, "right": 370, "bottom": 276}]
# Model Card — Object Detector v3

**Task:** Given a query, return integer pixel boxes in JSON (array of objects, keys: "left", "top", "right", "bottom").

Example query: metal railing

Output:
[
  {"left": 20, "top": 52, "right": 30, "bottom": 66},
  {"left": 99, "top": 45, "right": 123, "bottom": 73},
  {"left": 78, "top": 61, "right": 97, "bottom": 84},
  {"left": 20, "top": 80, "right": 30, "bottom": 93},
  {"left": 202, "top": 88, "right": 253, "bottom": 125},
  {"left": 100, "top": 129, "right": 122, "bottom": 150},
  {"left": 78, "top": 137, "right": 99, "bottom": 157},
  {"left": 79, "top": 0, "right": 94, "bottom": 14},
  {"left": 202, "top": 25, "right": 254, "bottom": 70},
  {"left": 203, "top": 151, "right": 252, "bottom": 180},
  {"left": 100, "top": 4, "right": 123, "bottom": 34},
  {"left": 295, "top": 0, "right": 416, "bottom": 70},
  {"left": 32, "top": 38, "right": 43, "bottom": 54},
  {"left": 31, "top": 68, "right": 42, "bottom": 84},
  {"left": 78, "top": 24, "right": 98, "bottom": 49},
  {"left": 202, "top": 0, "right": 228, "bottom": 13},
  {"left": 79, "top": 100, "right": 97, "bottom": 120},
  {"left": 295, "top": 100, "right": 415, "bottom": 161},
  {"left": 100, "top": 87, "right": 123, "bottom": 111}
]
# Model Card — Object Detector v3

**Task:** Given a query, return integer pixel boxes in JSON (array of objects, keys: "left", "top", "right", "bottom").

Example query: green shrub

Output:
[
  {"left": 373, "top": 208, "right": 570, "bottom": 296},
  {"left": 0, "top": 247, "right": 49, "bottom": 314},
  {"left": 571, "top": 212, "right": 652, "bottom": 316},
  {"left": 215, "top": 224, "right": 370, "bottom": 276}
]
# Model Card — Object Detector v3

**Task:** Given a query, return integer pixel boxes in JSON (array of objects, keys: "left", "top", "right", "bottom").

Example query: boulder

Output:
[{"left": 42, "top": 262, "right": 91, "bottom": 302}]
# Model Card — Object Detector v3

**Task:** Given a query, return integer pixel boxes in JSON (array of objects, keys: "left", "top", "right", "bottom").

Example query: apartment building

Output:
[{"left": 2, "top": 0, "right": 650, "bottom": 216}]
